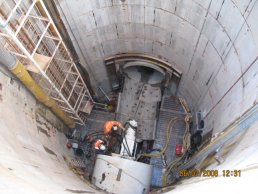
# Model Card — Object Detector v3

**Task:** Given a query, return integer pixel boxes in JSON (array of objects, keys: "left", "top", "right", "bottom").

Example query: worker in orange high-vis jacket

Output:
[
  {"left": 103, "top": 121, "right": 125, "bottom": 135},
  {"left": 94, "top": 139, "right": 106, "bottom": 154}
]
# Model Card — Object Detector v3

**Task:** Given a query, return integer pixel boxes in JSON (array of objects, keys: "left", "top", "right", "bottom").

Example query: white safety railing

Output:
[{"left": 0, "top": 0, "right": 99, "bottom": 125}]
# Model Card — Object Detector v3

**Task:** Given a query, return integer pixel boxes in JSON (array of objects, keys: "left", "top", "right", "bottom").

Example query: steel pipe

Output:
[{"left": 0, "top": 49, "right": 75, "bottom": 128}]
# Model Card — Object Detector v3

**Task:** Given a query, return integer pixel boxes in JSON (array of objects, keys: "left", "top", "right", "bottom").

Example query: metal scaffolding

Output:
[{"left": 0, "top": 0, "right": 95, "bottom": 125}]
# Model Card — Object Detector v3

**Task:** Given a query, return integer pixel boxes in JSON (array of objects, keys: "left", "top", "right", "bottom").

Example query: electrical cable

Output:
[
  {"left": 137, "top": 97, "right": 192, "bottom": 185},
  {"left": 86, "top": 130, "right": 104, "bottom": 136},
  {"left": 124, "top": 137, "right": 132, "bottom": 157},
  {"left": 89, "top": 132, "right": 105, "bottom": 137},
  {"left": 141, "top": 117, "right": 180, "bottom": 157},
  {"left": 122, "top": 141, "right": 131, "bottom": 156},
  {"left": 122, "top": 130, "right": 132, "bottom": 157},
  {"left": 124, "top": 121, "right": 137, "bottom": 131},
  {"left": 162, "top": 156, "right": 184, "bottom": 186},
  {"left": 162, "top": 97, "right": 192, "bottom": 186}
]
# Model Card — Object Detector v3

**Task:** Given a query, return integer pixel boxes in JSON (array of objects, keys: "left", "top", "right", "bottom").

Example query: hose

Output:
[
  {"left": 122, "top": 130, "right": 132, "bottom": 157},
  {"left": 0, "top": 50, "right": 75, "bottom": 128},
  {"left": 179, "top": 97, "right": 191, "bottom": 114},
  {"left": 122, "top": 141, "right": 132, "bottom": 157},
  {"left": 87, "top": 131, "right": 105, "bottom": 136},
  {"left": 162, "top": 97, "right": 192, "bottom": 186},
  {"left": 162, "top": 155, "right": 184, "bottom": 186},
  {"left": 141, "top": 117, "right": 179, "bottom": 157},
  {"left": 137, "top": 97, "right": 192, "bottom": 185},
  {"left": 141, "top": 98, "right": 192, "bottom": 158},
  {"left": 182, "top": 115, "right": 191, "bottom": 151},
  {"left": 124, "top": 137, "right": 132, "bottom": 156}
]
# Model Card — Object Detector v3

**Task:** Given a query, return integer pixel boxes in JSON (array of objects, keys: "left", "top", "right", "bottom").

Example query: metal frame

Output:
[
  {"left": 0, "top": 0, "right": 96, "bottom": 125},
  {"left": 105, "top": 53, "right": 182, "bottom": 77}
]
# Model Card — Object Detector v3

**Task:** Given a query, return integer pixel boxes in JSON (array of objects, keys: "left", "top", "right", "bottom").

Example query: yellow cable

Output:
[
  {"left": 162, "top": 97, "right": 192, "bottom": 186},
  {"left": 140, "top": 97, "right": 192, "bottom": 185},
  {"left": 142, "top": 118, "right": 183, "bottom": 157}
]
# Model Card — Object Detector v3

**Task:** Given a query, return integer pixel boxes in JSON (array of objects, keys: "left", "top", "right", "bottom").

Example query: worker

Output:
[
  {"left": 103, "top": 120, "right": 124, "bottom": 135},
  {"left": 94, "top": 139, "right": 106, "bottom": 154}
]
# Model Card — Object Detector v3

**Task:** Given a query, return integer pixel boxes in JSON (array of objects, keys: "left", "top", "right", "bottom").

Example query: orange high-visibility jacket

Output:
[
  {"left": 103, "top": 121, "right": 124, "bottom": 135},
  {"left": 95, "top": 139, "right": 104, "bottom": 150}
]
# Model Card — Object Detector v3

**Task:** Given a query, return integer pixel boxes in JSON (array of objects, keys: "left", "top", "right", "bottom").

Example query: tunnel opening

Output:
[{"left": 122, "top": 62, "right": 166, "bottom": 85}]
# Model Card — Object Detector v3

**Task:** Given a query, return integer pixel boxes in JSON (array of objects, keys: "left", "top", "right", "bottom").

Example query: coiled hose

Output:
[
  {"left": 141, "top": 115, "right": 191, "bottom": 158},
  {"left": 139, "top": 97, "right": 192, "bottom": 185},
  {"left": 141, "top": 117, "right": 180, "bottom": 157},
  {"left": 162, "top": 97, "right": 192, "bottom": 186}
]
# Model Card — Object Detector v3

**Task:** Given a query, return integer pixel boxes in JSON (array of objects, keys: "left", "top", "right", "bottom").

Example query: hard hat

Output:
[
  {"left": 129, "top": 120, "right": 138, "bottom": 127},
  {"left": 99, "top": 144, "right": 106, "bottom": 151},
  {"left": 113, "top": 125, "right": 118, "bottom": 131},
  {"left": 72, "top": 142, "right": 79, "bottom": 149}
]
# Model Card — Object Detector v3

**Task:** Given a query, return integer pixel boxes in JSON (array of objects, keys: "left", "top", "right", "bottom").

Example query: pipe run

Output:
[{"left": 0, "top": 49, "right": 75, "bottom": 128}]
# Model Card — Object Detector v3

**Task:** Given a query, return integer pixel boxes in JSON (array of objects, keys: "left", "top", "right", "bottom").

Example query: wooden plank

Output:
[{"left": 25, "top": 53, "right": 51, "bottom": 73}]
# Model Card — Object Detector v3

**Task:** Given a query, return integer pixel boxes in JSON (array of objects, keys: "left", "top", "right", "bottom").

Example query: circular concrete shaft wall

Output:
[{"left": 57, "top": 0, "right": 258, "bottom": 135}]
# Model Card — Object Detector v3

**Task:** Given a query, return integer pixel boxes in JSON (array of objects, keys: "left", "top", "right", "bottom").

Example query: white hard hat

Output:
[
  {"left": 99, "top": 144, "right": 106, "bottom": 151},
  {"left": 71, "top": 143, "right": 79, "bottom": 149},
  {"left": 129, "top": 120, "right": 138, "bottom": 127}
]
